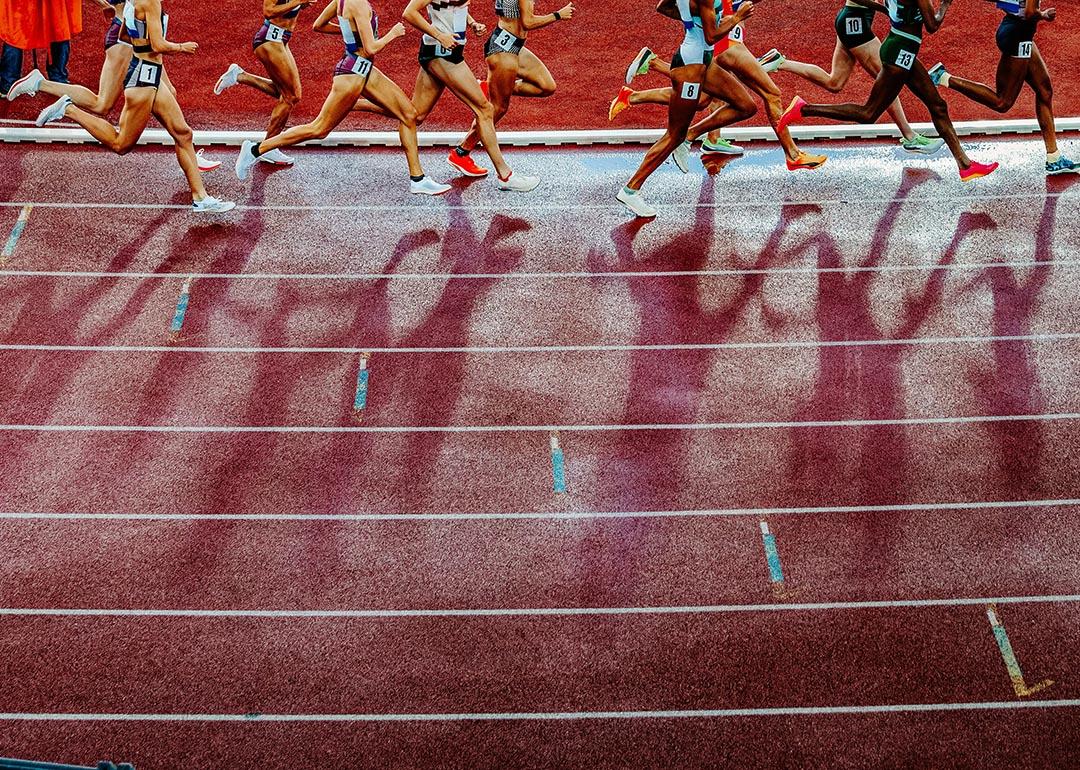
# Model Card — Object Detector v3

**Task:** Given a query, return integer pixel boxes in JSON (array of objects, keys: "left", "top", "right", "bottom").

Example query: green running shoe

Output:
[
  {"left": 901, "top": 133, "right": 946, "bottom": 156},
  {"left": 701, "top": 137, "right": 744, "bottom": 156},
  {"left": 625, "top": 47, "right": 657, "bottom": 85}
]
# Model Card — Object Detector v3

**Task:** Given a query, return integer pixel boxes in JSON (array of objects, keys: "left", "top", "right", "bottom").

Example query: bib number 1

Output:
[{"left": 137, "top": 63, "right": 160, "bottom": 86}]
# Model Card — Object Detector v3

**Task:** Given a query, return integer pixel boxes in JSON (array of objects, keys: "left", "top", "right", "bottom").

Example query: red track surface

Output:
[
  {"left": 1, "top": 1, "right": 1079, "bottom": 131},
  {"left": 1, "top": 138, "right": 1080, "bottom": 767}
]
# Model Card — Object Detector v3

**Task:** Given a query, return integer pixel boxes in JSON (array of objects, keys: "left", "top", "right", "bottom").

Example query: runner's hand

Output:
[
  {"left": 1041, "top": 7, "right": 1056, "bottom": 21},
  {"left": 470, "top": 20, "right": 487, "bottom": 34},
  {"left": 435, "top": 31, "right": 459, "bottom": 49},
  {"left": 178, "top": 41, "right": 199, "bottom": 54},
  {"left": 736, "top": 2, "right": 754, "bottom": 20},
  {"left": 389, "top": 22, "right": 407, "bottom": 39},
  {"left": 557, "top": 3, "right": 575, "bottom": 19}
]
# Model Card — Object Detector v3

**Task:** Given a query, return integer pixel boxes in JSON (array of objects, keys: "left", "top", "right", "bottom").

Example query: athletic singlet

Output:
[
  {"left": 422, "top": 0, "right": 470, "bottom": 48},
  {"left": 676, "top": 0, "right": 708, "bottom": 65},
  {"left": 885, "top": 0, "right": 923, "bottom": 28},
  {"left": 338, "top": 0, "right": 379, "bottom": 55},
  {"left": 714, "top": 0, "right": 746, "bottom": 52},
  {"left": 124, "top": 1, "right": 169, "bottom": 52},
  {"left": 495, "top": 0, "right": 520, "bottom": 19},
  {"left": 995, "top": 0, "right": 1024, "bottom": 15}
]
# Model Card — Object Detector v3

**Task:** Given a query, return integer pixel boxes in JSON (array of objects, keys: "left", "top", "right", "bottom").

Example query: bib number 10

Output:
[
  {"left": 846, "top": 17, "right": 863, "bottom": 35},
  {"left": 895, "top": 50, "right": 915, "bottom": 70}
]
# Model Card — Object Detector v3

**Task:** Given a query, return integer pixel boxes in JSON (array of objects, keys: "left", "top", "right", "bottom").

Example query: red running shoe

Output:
[
  {"left": 959, "top": 160, "right": 999, "bottom": 182},
  {"left": 609, "top": 86, "right": 633, "bottom": 122},
  {"left": 447, "top": 150, "right": 489, "bottom": 177},
  {"left": 777, "top": 95, "right": 806, "bottom": 134}
]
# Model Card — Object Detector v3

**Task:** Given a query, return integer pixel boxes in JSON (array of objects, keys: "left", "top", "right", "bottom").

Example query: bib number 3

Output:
[{"left": 493, "top": 29, "right": 515, "bottom": 51}]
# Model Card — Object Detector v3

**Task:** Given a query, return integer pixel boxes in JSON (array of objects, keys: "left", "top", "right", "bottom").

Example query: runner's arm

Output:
[
  {"left": 915, "top": 0, "right": 951, "bottom": 33},
  {"left": 313, "top": 0, "right": 340, "bottom": 33},
  {"left": 141, "top": 0, "right": 195, "bottom": 53},
  {"left": 402, "top": 0, "right": 459, "bottom": 47},
  {"left": 848, "top": 0, "right": 888, "bottom": 13},
  {"left": 520, "top": 0, "right": 573, "bottom": 30},
  {"left": 702, "top": 0, "right": 753, "bottom": 44},
  {"left": 355, "top": 0, "right": 406, "bottom": 53},
  {"left": 265, "top": 0, "right": 309, "bottom": 15}
]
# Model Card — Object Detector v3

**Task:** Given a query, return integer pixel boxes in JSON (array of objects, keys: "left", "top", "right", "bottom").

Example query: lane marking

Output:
[
  {"left": 759, "top": 520, "right": 792, "bottom": 598},
  {"left": 2, "top": 258, "right": 1079, "bottom": 282},
  {"left": 986, "top": 604, "right": 1054, "bottom": 698},
  {"left": 0, "top": 412, "right": 1078, "bottom": 434},
  {"left": 0, "top": 189, "right": 1075, "bottom": 212},
  {"left": 353, "top": 353, "right": 371, "bottom": 417},
  {"left": 0, "top": 332, "right": 1077, "bottom": 356},
  {"left": 168, "top": 277, "right": 193, "bottom": 337},
  {"left": 550, "top": 432, "right": 567, "bottom": 494},
  {"left": 2, "top": 699, "right": 1080, "bottom": 723},
  {"left": 1, "top": 204, "right": 32, "bottom": 262},
  {"left": 2, "top": 594, "right": 1080, "bottom": 619},
  {"left": 1, "top": 497, "right": 1078, "bottom": 524}
]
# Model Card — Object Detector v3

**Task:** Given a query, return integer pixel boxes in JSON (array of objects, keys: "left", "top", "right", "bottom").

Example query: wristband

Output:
[{"left": 554, "top": 11, "right": 562, "bottom": 20}]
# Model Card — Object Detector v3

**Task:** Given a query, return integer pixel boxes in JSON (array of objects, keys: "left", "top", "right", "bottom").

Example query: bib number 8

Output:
[
  {"left": 895, "top": 50, "right": 915, "bottom": 70},
  {"left": 846, "top": 17, "right": 863, "bottom": 35},
  {"left": 493, "top": 29, "right": 514, "bottom": 51},
  {"left": 1017, "top": 41, "right": 1032, "bottom": 59},
  {"left": 681, "top": 82, "right": 701, "bottom": 101}
]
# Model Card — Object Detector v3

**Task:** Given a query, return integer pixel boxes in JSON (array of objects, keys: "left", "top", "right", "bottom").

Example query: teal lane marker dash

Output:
[
  {"left": 169, "top": 277, "right": 194, "bottom": 336},
  {"left": 353, "top": 353, "right": 371, "bottom": 415},
  {"left": 1, "top": 205, "right": 32, "bottom": 262},
  {"left": 550, "top": 432, "right": 567, "bottom": 494},
  {"left": 759, "top": 520, "right": 785, "bottom": 584},
  {"left": 986, "top": 604, "right": 1053, "bottom": 698}
]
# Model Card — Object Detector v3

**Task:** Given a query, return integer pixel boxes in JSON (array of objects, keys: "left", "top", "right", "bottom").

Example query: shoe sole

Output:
[
  {"left": 447, "top": 158, "right": 489, "bottom": 177},
  {"left": 787, "top": 158, "right": 827, "bottom": 171},
  {"left": 902, "top": 143, "right": 945, "bottom": 156},
  {"left": 701, "top": 147, "right": 744, "bottom": 157},
  {"left": 1048, "top": 168, "right": 1080, "bottom": 176},
  {"left": 198, "top": 162, "right": 222, "bottom": 172},
  {"left": 625, "top": 48, "right": 652, "bottom": 85}
]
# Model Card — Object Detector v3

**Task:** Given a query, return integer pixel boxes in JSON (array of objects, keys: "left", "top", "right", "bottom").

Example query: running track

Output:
[{"left": 1, "top": 137, "right": 1080, "bottom": 767}]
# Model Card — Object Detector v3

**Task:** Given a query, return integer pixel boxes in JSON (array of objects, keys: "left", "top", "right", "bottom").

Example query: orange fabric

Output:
[{"left": 0, "top": 0, "right": 83, "bottom": 49}]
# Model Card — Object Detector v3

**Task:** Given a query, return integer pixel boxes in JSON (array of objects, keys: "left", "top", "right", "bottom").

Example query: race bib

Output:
[
  {"left": 894, "top": 49, "right": 915, "bottom": 70},
  {"left": 137, "top": 62, "right": 160, "bottom": 86},
  {"left": 266, "top": 23, "right": 287, "bottom": 42},
  {"left": 1016, "top": 41, "right": 1032, "bottom": 59},
  {"left": 728, "top": 24, "right": 744, "bottom": 42},
  {"left": 491, "top": 28, "right": 515, "bottom": 51},
  {"left": 681, "top": 81, "right": 701, "bottom": 100},
  {"left": 846, "top": 16, "right": 863, "bottom": 35},
  {"left": 349, "top": 55, "right": 373, "bottom": 76}
]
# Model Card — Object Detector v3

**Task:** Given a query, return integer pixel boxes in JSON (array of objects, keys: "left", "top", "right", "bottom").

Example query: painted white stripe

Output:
[
  {"left": 0, "top": 189, "right": 1074, "bottom": 212},
  {"left": 1, "top": 258, "right": 1077, "bottom": 282},
  {"left": 1, "top": 496, "right": 1079, "bottom": 523},
  {"left": 1, "top": 413, "right": 1078, "bottom": 434},
  {"left": 2, "top": 594, "right": 1080, "bottom": 619},
  {"left": 1, "top": 699, "right": 1080, "bottom": 723},
  {"left": 0, "top": 332, "right": 1075, "bottom": 356},
  {"left": 1, "top": 116, "right": 1076, "bottom": 146}
]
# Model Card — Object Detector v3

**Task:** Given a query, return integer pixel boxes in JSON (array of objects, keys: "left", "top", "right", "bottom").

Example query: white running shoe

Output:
[
  {"left": 35, "top": 95, "right": 71, "bottom": 126},
  {"left": 196, "top": 149, "right": 221, "bottom": 172},
  {"left": 410, "top": 176, "right": 452, "bottom": 196},
  {"left": 496, "top": 172, "right": 541, "bottom": 192},
  {"left": 214, "top": 64, "right": 243, "bottom": 95},
  {"left": 260, "top": 148, "right": 295, "bottom": 166},
  {"left": 616, "top": 187, "right": 657, "bottom": 219},
  {"left": 192, "top": 196, "right": 236, "bottom": 214},
  {"left": 235, "top": 140, "right": 260, "bottom": 180},
  {"left": 672, "top": 140, "right": 691, "bottom": 173},
  {"left": 7, "top": 68, "right": 44, "bottom": 101},
  {"left": 625, "top": 47, "right": 655, "bottom": 85}
]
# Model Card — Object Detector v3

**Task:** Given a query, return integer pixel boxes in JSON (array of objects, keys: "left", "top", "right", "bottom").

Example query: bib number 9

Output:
[
  {"left": 846, "top": 17, "right": 863, "bottom": 35},
  {"left": 1017, "top": 41, "right": 1033, "bottom": 59},
  {"left": 681, "top": 82, "right": 701, "bottom": 101},
  {"left": 895, "top": 50, "right": 915, "bottom": 70},
  {"left": 728, "top": 24, "right": 743, "bottom": 42},
  {"left": 492, "top": 29, "right": 515, "bottom": 51}
]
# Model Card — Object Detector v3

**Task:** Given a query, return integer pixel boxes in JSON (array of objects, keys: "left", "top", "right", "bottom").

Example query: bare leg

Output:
[
  {"left": 426, "top": 58, "right": 513, "bottom": 179},
  {"left": 945, "top": 51, "right": 1028, "bottom": 113},
  {"left": 460, "top": 51, "right": 518, "bottom": 152},
  {"left": 257, "top": 75, "right": 364, "bottom": 154},
  {"left": 154, "top": 71, "right": 208, "bottom": 199},
  {"left": 1024, "top": 45, "right": 1057, "bottom": 155},
  {"left": 38, "top": 44, "right": 130, "bottom": 114},
  {"left": 362, "top": 67, "right": 425, "bottom": 177},
  {"left": 779, "top": 38, "right": 855, "bottom": 93},
  {"left": 63, "top": 86, "right": 154, "bottom": 154},
  {"left": 687, "top": 63, "right": 757, "bottom": 141},
  {"left": 626, "top": 66, "right": 703, "bottom": 191},
  {"left": 850, "top": 39, "right": 916, "bottom": 140},
  {"left": 719, "top": 45, "right": 802, "bottom": 160},
  {"left": 904, "top": 61, "right": 973, "bottom": 168},
  {"left": 254, "top": 43, "right": 302, "bottom": 138}
]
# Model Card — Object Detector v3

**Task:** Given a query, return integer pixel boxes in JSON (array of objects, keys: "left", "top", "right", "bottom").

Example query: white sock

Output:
[
  {"left": 940, "top": 73, "right": 951, "bottom": 89},
  {"left": 1048, "top": 150, "right": 1062, "bottom": 163}
]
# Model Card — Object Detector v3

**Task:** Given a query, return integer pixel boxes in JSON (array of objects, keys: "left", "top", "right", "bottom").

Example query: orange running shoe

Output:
[
  {"left": 786, "top": 151, "right": 827, "bottom": 171},
  {"left": 447, "top": 150, "right": 489, "bottom": 177},
  {"left": 609, "top": 86, "right": 633, "bottom": 122},
  {"left": 777, "top": 95, "right": 806, "bottom": 134},
  {"left": 959, "top": 160, "right": 999, "bottom": 182}
]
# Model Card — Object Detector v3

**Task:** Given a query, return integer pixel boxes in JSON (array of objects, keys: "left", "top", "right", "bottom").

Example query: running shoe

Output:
[
  {"left": 616, "top": 187, "right": 657, "bottom": 219},
  {"left": 196, "top": 149, "right": 222, "bottom": 172},
  {"left": 927, "top": 62, "right": 948, "bottom": 87},
  {"left": 192, "top": 196, "right": 236, "bottom": 214},
  {"left": 701, "top": 136, "right": 744, "bottom": 156},
  {"left": 235, "top": 139, "right": 260, "bottom": 180},
  {"left": 448, "top": 150, "right": 489, "bottom": 177},
  {"left": 625, "top": 47, "right": 656, "bottom": 85},
  {"left": 1047, "top": 156, "right": 1080, "bottom": 175},
  {"left": 758, "top": 48, "right": 785, "bottom": 74},
  {"left": 609, "top": 86, "right": 633, "bottom": 121},
  {"left": 777, "top": 95, "right": 806, "bottom": 133},
  {"left": 672, "top": 140, "right": 691, "bottom": 173},
  {"left": 35, "top": 95, "right": 71, "bottom": 126},
  {"left": 959, "top": 160, "right": 999, "bottom": 182},
  {"left": 496, "top": 172, "right": 541, "bottom": 192},
  {"left": 410, "top": 176, "right": 453, "bottom": 195},
  {"left": 214, "top": 63, "right": 243, "bottom": 95},
  {"left": 260, "top": 148, "right": 295, "bottom": 165},
  {"left": 901, "top": 133, "right": 946, "bottom": 155},
  {"left": 786, "top": 151, "right": 827, "bottom": 171},
  {"left": 7, "top": 68, "right": 44, "bottom": 101}
]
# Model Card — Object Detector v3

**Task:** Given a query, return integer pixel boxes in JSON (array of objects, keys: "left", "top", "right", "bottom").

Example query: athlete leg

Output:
[
  {"left": 944, "top": 52, "right": 1027, "bottom": 113},
  {"left": 720, "top": 45, "right": 802, "bottom": 160},
  {"left": 849, "top": 38, "right": 916, "bottom": 140},
  {"left": 256, "top": 43, "right": 303, "bottom": 138},
  {"left": 904, "top": 60, "right": 973, "bottom": 168},
  {"left": 686, "top": 63, "right": 756, "bottom": 142},
  {"left": 38, "top": 44, "right": 130, "bottom": 113},
  {"left": 779, "top": 38, "right": 855, "bottom": 93},
  {"left": 152, "top": 72, "right": 208, "bottom": 199},
  {"left": 362, "top": 67, "right": 425, "bottom": 178},
  {"left": 411, "top": 65, "right": 446, "bottom": 125},
  {"left": 626, "top": 67, "right": 702, "bottom": 191},
  {"left": 1025, "top": 44, "right": 1057, "bottom": 155},
  {"left": 512, "top": 48, "right": 556, "bottom": 97},
  {"left": 239, "top": 49, "right": 281, "bottom": 98},
  {"left": 429, "top": 58, "right": 513, "bottom": 179},
  {"left": 63, "top": 86, "right": 154, "bottom": 154},
  {"left": 257, "top": 75, "right": 363, "bottom": 153},
  {"left": 460, "top": 51, "right": 517, "bottom": 152},
  {"left": 802, "top": 64, "right": 905, "bottom": 125}
]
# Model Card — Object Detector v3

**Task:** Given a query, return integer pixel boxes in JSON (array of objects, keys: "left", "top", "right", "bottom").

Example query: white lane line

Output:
[
  {"left": 0, "top": 190, "right": 1074, "bottom": 212},
  {"left": 3, "top": 497, "right": 1080, "bottom": 523},
  {"left": 1, "top": 258, "right": 1077, "bottom": 281},
  {"left": 1, "top": 413, "right": 1078, "bottom": 434},
  {"left": 2, "top": 699, "right": 1080, "bottom": 723},
  {"left": 0, "top": 332, "right": 1075, "bottom": 356},
  {"left": 3, "top": 594, "right": 1080, "bottom": 619}
]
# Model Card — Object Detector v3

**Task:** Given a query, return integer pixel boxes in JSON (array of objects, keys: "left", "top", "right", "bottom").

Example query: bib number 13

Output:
[{"left": 895, "top": 50, "right": 915, "bottom": 70}]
